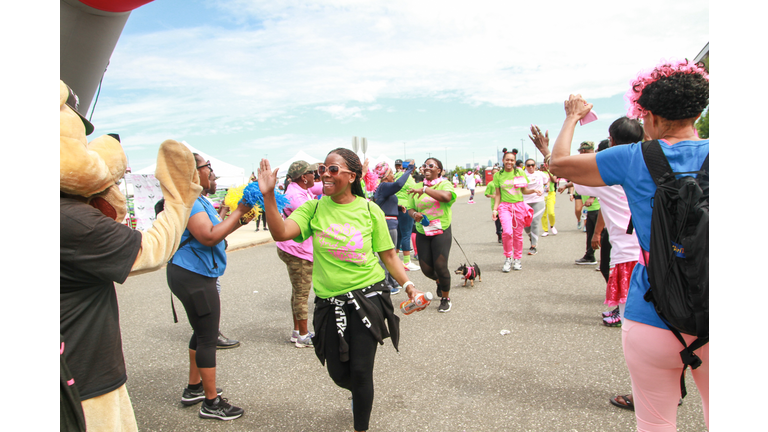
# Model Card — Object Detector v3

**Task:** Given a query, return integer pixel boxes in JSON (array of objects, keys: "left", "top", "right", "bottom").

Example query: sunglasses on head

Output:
[
  {"left": 318, "top": 164, "right": 352, "bottom": 176},
  {"left": 196, "top": 161, "right": 212, "bottom": 170},
  {"left": 422, "top": 163, "right": 437, "bottom": 169}
]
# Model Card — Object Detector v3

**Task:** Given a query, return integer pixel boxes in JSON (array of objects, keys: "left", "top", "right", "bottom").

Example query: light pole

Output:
[{"left": 521, "top": 139, "right": 524, "bottom": 162}]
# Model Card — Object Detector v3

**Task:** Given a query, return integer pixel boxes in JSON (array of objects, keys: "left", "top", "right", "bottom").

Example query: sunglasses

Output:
[
  {"left": 318, "top": 164, "right": 353, "bottom": 176},
  {"left": 422, "top": 163, "right": 438, "bottom": 169},
  {"left": 526, "top": 164, "right": 535, "bottom": 167},
  {"left": 196, "top": 161, "right": 212, "bottom": 170}
]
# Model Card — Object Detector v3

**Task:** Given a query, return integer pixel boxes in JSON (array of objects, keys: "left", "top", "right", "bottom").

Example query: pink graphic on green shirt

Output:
[
  {"left": 317, "top": 223, "right": 367, "bottom": 265},
  {"left": 418, "top": 196, "right": 444, "bottom": 218},
  {"left": 503, "top": 179, "right": 522, "bottom": 197}
]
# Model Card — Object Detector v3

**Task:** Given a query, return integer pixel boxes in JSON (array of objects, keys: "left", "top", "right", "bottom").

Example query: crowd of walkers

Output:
[{"left": 62, "top": 59, "right": 708, "bottom": 432}]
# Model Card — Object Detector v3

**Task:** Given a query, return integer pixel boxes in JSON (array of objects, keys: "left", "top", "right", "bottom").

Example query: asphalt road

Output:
[{"left": 116, "top": 188, "right": 706, "bottom": 431}]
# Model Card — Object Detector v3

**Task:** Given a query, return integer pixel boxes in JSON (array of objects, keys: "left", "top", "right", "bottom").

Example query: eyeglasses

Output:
[
  {"left": 422, "top": 163, "right": 437, "bottom": 169},
  {"left": 197, "top": 161, "right": 212, "bottom": 170},
  {"left": 318, "top": 164, "right": 353, "bottom": 176}
]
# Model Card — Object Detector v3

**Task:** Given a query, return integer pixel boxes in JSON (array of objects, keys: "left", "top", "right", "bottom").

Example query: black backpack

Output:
[{"left": 639, "top": 139, "right": 709, "bottom": 398}]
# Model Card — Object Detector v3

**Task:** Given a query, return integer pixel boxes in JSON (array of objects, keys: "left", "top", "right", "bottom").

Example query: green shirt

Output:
[
  {"left": 485, "top": 181, "right": 497, "bottom": 210},
  {"left": 582, "top": 195, "right": 601, "bottom": 211},
  {"left": 493, "top": 169, "right": 529, "bottom": 203},
  {"left": 288, "top": 196, "right": 393, "bottom": 298},
  {"left": 407, "top": 180, "right": 457, "bottom": 235},
  {"left": 394, "top": 171, "right": 418, "bottom": 207}
]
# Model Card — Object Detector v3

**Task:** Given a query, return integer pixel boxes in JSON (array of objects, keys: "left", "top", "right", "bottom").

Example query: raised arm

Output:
[{"left": 258, "top": 158, "right": 302, "bottom": 242}]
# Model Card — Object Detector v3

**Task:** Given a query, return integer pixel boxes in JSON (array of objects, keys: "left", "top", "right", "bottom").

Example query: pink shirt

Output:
[
  {"left": 276, "top": 182, "right": 316, "bottom": 261},
  {"left": 574, "top": 184, "right": 640, "bottom": 265}
]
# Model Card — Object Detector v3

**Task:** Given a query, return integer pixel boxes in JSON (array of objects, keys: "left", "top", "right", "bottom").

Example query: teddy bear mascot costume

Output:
[{"left": 60, "top": 79, "right": 202, "bottom": 431}]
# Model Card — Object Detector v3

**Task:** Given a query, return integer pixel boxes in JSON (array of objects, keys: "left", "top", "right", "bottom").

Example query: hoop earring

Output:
[{"left": 303, "top": 178, "right": 307, "bottom": 185}]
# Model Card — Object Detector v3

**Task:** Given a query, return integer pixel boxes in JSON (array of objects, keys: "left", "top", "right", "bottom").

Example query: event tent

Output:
[
  {"left": 135, "top": 141, "right": 247, "bottom": 188},
  {"left": 275, "top": 150, "right": 323, "bottom": 180}
]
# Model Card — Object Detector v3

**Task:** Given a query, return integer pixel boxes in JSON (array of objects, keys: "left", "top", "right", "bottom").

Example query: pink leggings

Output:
[
  {"left": 622, "top": 319, "right": 709, "bottom": 432},
  {"left": 498, "top": 201, "right": 526, "bottom": 259}
]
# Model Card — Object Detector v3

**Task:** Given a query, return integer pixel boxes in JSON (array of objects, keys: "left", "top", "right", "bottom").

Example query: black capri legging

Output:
[
  {"left": 415, "top": 224, "right": 452, "bottom": 294},
  {"left": 167, "top": 263, "right": 220, "bottom": 368}
]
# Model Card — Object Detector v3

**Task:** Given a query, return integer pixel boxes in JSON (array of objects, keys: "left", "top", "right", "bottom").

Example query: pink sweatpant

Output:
[
  {"left": 498, "top": 201, "right": 526, "bottom": 259},
  {"left": 622, "top": 319, "right": 709, "bottom": 432}
]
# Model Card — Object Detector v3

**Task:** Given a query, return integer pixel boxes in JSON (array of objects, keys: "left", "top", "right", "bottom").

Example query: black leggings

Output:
[
  {"left": 167, "top": 264, "right": 220, "bottom": 368},
  {"left": 323, "top": 297, "right": 380, "bottom": 431},
  {"left": 415, "top": 225, "right": 452, "bottom": 294},
  {"left": 600, "top": 228, "right": 611, "bottom": 283},
  {"left": 583, "top": 210, "right": 598, "bottom": 260}
]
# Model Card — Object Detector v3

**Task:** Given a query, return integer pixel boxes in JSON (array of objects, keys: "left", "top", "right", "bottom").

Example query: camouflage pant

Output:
[{"left": 277, "top": 248, "right": 313, "bottom": 320}]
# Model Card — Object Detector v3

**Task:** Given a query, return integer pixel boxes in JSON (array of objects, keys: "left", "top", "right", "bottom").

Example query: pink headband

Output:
[{"left": 624, "top": 58, "right": 709, "bottom": 119}]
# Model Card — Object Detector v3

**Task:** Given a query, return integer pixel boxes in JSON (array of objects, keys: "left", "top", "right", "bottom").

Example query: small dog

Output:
[{"left": 455, "top": 263, "right": 482, "bottom": 287}]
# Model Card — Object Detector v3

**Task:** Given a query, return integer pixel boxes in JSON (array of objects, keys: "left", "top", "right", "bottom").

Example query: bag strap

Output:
[{"left": 641, "top": 140, "right": 674, "bottom": 187}]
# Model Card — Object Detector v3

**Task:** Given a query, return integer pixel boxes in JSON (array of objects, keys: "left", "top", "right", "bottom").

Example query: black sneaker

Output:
[
  {"left": 199, "top": 396, "right": 244, "bottom": 421},
  {"left": 574, "top": 257, "right": 597, "bottom": 265},
  {"left": 181, "top": 386, "right": 223, "bottom": 406},
  {"left": 438, "top": 297, "right": 452, "bottom": 313}
]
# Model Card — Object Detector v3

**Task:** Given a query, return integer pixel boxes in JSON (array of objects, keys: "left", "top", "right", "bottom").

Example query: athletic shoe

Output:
[
  {"left": 528, "top": 247, "right": 537, "bottom": 255},
  {"left": 574, "top": 257, "right": 597, "bottom": 265},
  {"left": 295, "top": 333, "right": 314, "bottom": 348},
  {"left": 390, "top": 286, "right": 401, "bottom": 295},
  {"left": 502, "top": 257, "right": 513, "bottom": 273},
  {"left": 405, "top": 262, "right": 421, "bottom": 271},
  {"left": 217, "top": 331, "right": 240, "bottom": 349},
  {"left": 181, "top": 386, "right": 223, "bottom": 406},
  {"left": 602, "top": 307, "right": 620, "bottom": 318},
  {"left": 603, "top": 310, "right": 622, "bottom": 327},
  {"left": 199, "top": 396, "right": 244, "bottom": 421},
  {"left": 512, "top": 259, "right": 522, "bottom": 271},
  {"left": 497, "top": 233, "right": 502, "bottom": 243},
  {"left": 438, "top": 297, "right": 452, "bottom": 313},
  {"left": 290, "top": 330, "right": 299, "bottom": 343},
  {"left": 541, "top": 231, "right": 548, "bottom": 237},
  {"left": 550, "top": 227, "right": 558, "bottom": 235},
  {"left": 467, "top": 200, "right": 475, "bottom": 204}
]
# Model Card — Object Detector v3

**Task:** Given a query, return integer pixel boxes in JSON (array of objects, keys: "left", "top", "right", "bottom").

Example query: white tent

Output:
[
  {"left": 275, "top": 150, "right": 323, "bottom": 180},
  {"left": 366, "top": 153, "right": 397, "bottom": 171},
  {"left": 135, "top": 141, "right": 246, "bottom": 188}
]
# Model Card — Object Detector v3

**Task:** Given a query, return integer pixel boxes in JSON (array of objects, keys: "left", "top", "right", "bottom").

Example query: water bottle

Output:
[
  {"left": 580, "top": 207, "right": 587, "bottom": 221},
  {"left": 400, "top": 292, "right": 434, "bottom": 315},
  {"left": 420, "top": 214, "right": 430, "bottom": 226}
]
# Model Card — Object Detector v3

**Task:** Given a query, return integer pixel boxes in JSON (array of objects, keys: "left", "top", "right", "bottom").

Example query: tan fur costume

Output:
[{"left": 60, "top": 80, "right": 202, "bottom": 431}]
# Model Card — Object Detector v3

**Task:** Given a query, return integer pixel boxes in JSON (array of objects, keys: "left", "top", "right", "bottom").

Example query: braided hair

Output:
[{"left": 328, "top": 147, "right": 365, "bottom": 198}]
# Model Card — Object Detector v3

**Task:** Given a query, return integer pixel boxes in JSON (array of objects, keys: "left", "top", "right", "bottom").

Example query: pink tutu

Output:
[{"left": 604, "top": 261, "right": 637, "bottom": 307}]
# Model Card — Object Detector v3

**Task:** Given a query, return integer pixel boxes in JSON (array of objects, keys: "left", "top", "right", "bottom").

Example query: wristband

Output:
[
  {"left": 422, "top": 186, "right": 427, "bottom": 194},
  {"left": 402, "top": 281, "right": 414, "bottom": 290}
]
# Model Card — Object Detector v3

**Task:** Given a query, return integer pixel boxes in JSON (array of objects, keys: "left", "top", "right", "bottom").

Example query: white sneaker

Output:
[
  {"left": 541, "top": 231, "right": 548, "bottom": 237},
  {"left": 295, "top": 333, "right": 314, "bottom": 348},
  {"left": 502, "top": 257, "right": 513, "bottom": 273},
  {"left": 513, "top": 259, "right": 522, "bottom": 271},
  {"left": 405, "top": 262, "right": 421, "bottom": 271},
  {"left": 550, "top": 227, "right": 558, "bottom": 235},
  {"left": 290, "top": 330, "right": 299, "bottom": 343}
]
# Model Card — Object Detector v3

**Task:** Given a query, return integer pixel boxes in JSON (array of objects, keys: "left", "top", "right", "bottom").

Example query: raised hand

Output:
[
  {"left": 257, "top": 159, "right": 278, "bottom": 195},
  {"left": 564, "top": 94, "right": 593, "bottom": 121},
  {"left": 529, "top": 124, "right": 550, "bottom": 156}
]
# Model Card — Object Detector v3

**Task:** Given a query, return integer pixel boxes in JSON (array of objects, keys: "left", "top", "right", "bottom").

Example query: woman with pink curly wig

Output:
[{"left": 530, "top": 59, "right": 709, "bottom": 431}]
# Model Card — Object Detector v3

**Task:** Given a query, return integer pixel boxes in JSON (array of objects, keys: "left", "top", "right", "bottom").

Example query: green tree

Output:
[{"left": 696, "top": 107, "right": 709, "bottom": 139}]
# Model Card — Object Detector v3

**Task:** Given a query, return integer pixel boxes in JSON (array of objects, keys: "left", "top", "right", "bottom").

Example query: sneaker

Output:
[
  {"left": 528, "top": 247, "right": 537, "bottom": 255},
  {"left": 512, "top": 259, "right": 522, "bottom": 271},
  {"left": 290, "top": 330, "right": 300, "bottom": 343},
  {"left": 217, "top": 331, "right": 240, "bottom": 349},
  {"left": 497, "top": 233, "right": 502, "bottom": 243},
  {"left": 602, "top": 306, "right": 620, "bottom": 318},
  {"left": 405, "top": 262, "right": 421, "bottom": 271},
  {"left": 603, "top": 310, "right": 622, "bottom": 327},
  {"left": 199, "top": 396, "right": 244, "bottom": 421},
  {"left": 502, "top": 257, "right": 513, "bottom": 273},
  {"left": 390, "top": 286, "right": 401, "bottom": 295},
  {"left": 181, "top": 386, "right": 223, "bottom": 406},
  {"left": 438, "top": 297, "right": 452, "bottom": 313},
  {"left": 550, "top": 227, "right": 558, "bottom": 235},
  {"left": 574, "top": 257, "right": 597, "bottom": 265},
  {"left": 541, "top": 231, "right": 548, "bottom": 237},
  {"left": 295, "top": 333, "right": 314, "bottom": 348}
]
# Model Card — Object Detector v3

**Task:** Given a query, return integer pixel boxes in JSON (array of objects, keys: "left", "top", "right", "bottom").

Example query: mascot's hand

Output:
[{"left": 131, "top": 140, "right": 202, "bottom": 274}]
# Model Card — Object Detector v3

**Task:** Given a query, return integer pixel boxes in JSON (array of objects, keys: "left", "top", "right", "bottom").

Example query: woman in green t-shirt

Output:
[
  {"left": 406, "top": 157, "right": 457, "bottom": 313},
  {"left": 484, "top": 166, "right": 502, "bottom": 243},
  {"left": 492, "top": 152, "right": 542, "bottom": 272},
  {"left": 258, "top": 148, "right": 425, "bottom": 432}
]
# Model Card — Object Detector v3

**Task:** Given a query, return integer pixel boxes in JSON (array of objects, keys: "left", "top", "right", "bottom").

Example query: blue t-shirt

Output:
[
  {"left": 172, "top": 197, "right": 227, "bottom": 278},
  {"left": 596, "top": 139, "right": 709, "bottom": 329}
]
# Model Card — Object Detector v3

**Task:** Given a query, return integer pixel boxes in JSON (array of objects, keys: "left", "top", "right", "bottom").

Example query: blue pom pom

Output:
[{"left": 240, "top": 182, "right": 290, "bottom": 214}]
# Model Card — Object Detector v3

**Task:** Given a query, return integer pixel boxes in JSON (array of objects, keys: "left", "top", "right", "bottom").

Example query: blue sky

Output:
[{"left": 87, "top": 0, "right": 709, "bottom": 173}]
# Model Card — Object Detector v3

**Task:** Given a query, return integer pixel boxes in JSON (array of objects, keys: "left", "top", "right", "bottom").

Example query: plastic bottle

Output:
[
  {"left": 400, "top": 292, "right": 434, "bottom": 315},
  {"left": 580, "top": 207, "right": 587, "bottom": 221},
  {"left": 420, "top": 215, "right": 430, "bottom": 226}
]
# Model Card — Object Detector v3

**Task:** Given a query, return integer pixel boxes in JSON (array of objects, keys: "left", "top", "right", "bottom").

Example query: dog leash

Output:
[{"left": 452, "top": 236, "right": 474, "bottom": 265}]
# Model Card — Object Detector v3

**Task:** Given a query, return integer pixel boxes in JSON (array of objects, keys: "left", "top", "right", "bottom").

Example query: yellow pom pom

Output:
[{"left": 223, "top": 185, "right": 262, "bottom": 220}]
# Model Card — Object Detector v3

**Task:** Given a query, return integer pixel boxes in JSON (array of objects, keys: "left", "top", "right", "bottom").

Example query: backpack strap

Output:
[{"left": 641, "top": 140, "right": 674, "bottom": 187}]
